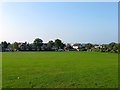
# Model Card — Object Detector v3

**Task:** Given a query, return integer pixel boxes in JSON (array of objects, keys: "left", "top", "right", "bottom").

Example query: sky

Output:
[{"left": 0, "top": 2, "right": 118, "bottom": 44}]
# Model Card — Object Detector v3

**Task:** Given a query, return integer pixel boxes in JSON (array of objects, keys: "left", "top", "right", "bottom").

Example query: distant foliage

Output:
[
  {"left": 33, "top": 38, "right": 43, "bottom": 51},
  {"left": 0, "top": 39, "right": 119, "bottom": 53}
]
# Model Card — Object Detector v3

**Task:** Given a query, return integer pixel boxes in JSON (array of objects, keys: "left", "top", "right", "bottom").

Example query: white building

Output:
[
  {"left": 72, "top": 44, "right": 81, "bottom": 49},
  {"left": 94, "top": 45, "right": 102, "bottom": 49}
]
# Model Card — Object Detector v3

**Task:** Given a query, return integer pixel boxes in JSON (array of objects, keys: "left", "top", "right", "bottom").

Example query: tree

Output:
[
  {"left": 26, "top": 43, "right": 33, "bottom": 51},
  {"left": 33, "top": 38, "right": 43, "bottom": 51},
  {"left": 13, "top": 42, "right": 19, "bottom": 51},
  {"left": 109, "top": 42, "right": 116, "bottom": 48},
  {"left": 7, "top": 43, "right": 14, "bottom": 51},
  {"left": 26, "top": 43, "right": 35, "bottom": 51},
  {"left": 118, "top": 43, "right": 120, "bottom": 53},
  {"left": 85, "top": 43, "right": 93, "bottom": 50},
  {"left": 109, "top": 42, "right": 115, "bottom": 50},
  {"left": 0, "top": 44, "right": 2, "bottom": 52},
  {"left": 112, "top": 43, "right": 118, "bottom": 53},
  {"left": 1, "top": 41, "right": 9, "bottom": 51},
  {"left": 108, "top": 42, "right": 118, "bottom": 53},
  {"left": 47, "top": 40, "right": 54, "bottom": 50},
  {"left": 61, "top": 43, "right": 65, "bottom": 49},
  {"left": 54, "top": 39, "right": 62, "bottom": 50}
]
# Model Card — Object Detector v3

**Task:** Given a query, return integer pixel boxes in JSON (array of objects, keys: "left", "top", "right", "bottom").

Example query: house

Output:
[
  {"left": 64, "top": 43, "right": 73, "bottom": 51},
  {"left": 72, "top": 43, "right": 81, "bottom": 49},
  {"left": 94, "top": 45, "right": 102, "bottom": 49}
]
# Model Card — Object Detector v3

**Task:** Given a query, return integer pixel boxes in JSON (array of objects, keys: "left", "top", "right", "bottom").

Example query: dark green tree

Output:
[
  {"left": 108, "top": 42, "right": 117, "bottom": 53},
  {"left": 85, "top": 43, "right": 93, "bottom": 50},
  {"left": 1, "top": 41, "right": 9, "bottom": 51},
  {"left": 33, "top": 38, "right": 43, "bottom": 51},
  {"left": 47, "top": 40, "right": 54, "bottom": 50},
  {"left": 54, "top": 39, "right": 62, "bottom": 50}
]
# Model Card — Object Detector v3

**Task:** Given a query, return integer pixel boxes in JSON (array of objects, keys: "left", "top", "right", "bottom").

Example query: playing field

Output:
[{"left": 2, "top": 52, "right": 118, "bottom": 88}]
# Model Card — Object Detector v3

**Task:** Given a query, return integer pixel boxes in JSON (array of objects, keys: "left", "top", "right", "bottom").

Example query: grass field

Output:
[{"left": 2, "top": 52, "right": 118, "bottom": 88}]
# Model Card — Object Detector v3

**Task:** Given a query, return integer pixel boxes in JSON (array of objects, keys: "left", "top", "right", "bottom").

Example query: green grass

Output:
[{"left": 2, "top": 52, "right": 118, "bottom": 88}]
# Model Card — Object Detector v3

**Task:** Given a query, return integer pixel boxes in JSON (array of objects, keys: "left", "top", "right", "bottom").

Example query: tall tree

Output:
[
  {"left": 1, "top": 41, "right": 8, "bottom": 51},
  {"left": 55, "top": 39, "right": 62, "bottom": 50},
  {"left": 109, "top": 42, "right": 116, "bottom": 50},
  {"left": 47, "top": 40, "right": 54, "bottom": 50},
  {"left": 33, "top": 38, "right": 43, "bottom": 51},
  {"left": 85, "top": 43, "right": 93, "bottom": 49}
]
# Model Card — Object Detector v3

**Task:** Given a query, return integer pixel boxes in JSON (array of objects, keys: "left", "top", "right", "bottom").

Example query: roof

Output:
[{"left": 73, "top": 44, "right": 81, "bottom": 46}]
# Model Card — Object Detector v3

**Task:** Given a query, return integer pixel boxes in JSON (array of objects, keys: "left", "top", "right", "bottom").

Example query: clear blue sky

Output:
[{"left": 1, "top": 2, "right": 118, "bottom": 44}]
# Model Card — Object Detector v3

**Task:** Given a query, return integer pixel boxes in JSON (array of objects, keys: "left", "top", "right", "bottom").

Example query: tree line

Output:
[
  {"left": 1, "top": 38, "right": 65, "bottom": 52},
  {"left": 0, "top": 38, "right": 120, "bottom": 53}
]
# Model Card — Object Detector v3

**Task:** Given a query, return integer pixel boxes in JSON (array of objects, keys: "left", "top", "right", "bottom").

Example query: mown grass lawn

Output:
[{"left": 2, "top": 52, "right": 118, "bottom": 88}]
